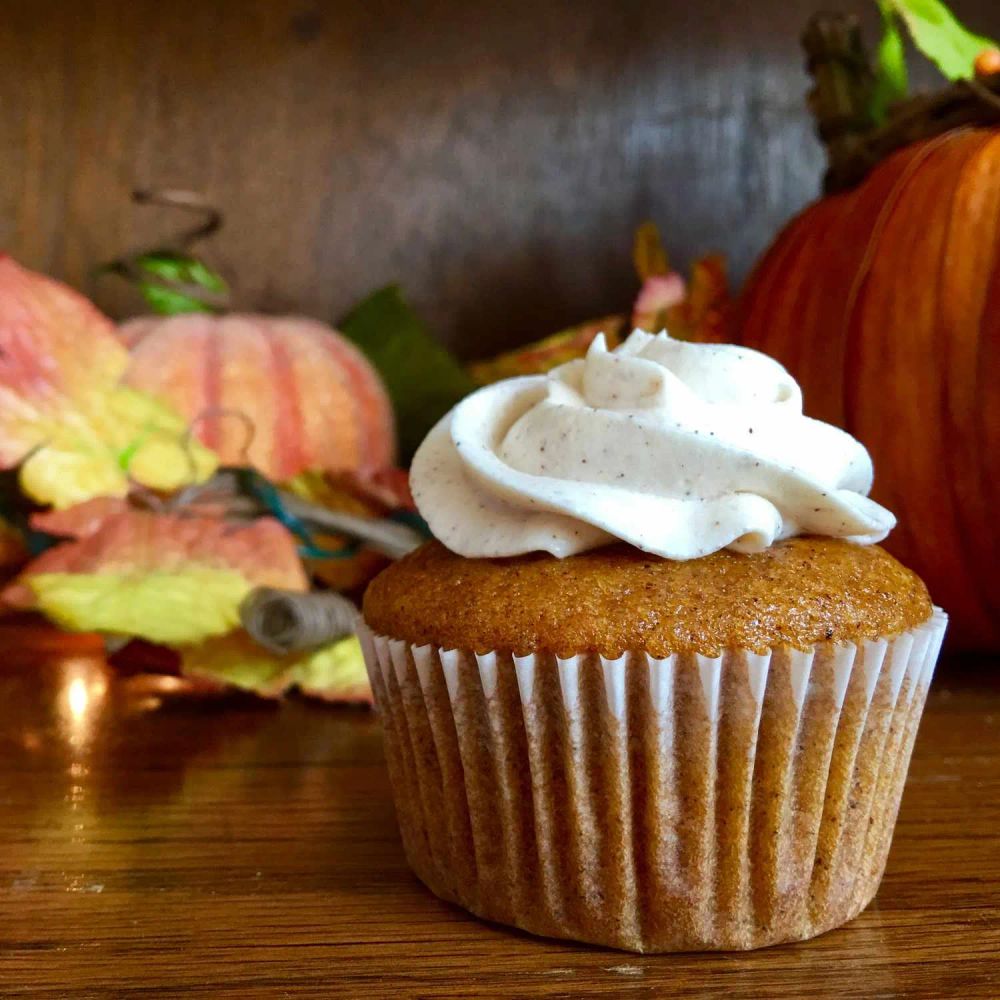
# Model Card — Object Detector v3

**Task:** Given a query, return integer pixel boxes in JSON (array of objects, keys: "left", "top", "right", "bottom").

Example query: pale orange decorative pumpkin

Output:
[
  {"left": 121, "top": 312, "right": 396, "bottom": 482},
  {"left": 737, "top": 15, "right": 1000, "bottom": 649}
]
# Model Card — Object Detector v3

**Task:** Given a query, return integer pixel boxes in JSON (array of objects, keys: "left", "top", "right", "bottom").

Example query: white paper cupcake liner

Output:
[{"left": 359, "top": 608, "right": 947, "bottom": 952}]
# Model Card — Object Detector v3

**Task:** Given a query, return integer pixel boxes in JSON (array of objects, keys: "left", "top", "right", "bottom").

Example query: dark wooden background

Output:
[{"left": 1, "top": 0, "right": 997, "bottom": 357}]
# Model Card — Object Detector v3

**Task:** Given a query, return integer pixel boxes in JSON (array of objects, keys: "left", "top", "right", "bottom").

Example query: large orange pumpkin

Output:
[
  {"left": 737, "top": 127, "right": 1000, "bottom": 649},
  {"left": 120, "top": 313, "right": 396, "bottom": 482}
]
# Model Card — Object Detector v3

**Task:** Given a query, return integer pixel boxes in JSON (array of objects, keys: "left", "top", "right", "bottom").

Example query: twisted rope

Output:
[{"left": 240, "top": 587, "right": 359, "bottom": 655}]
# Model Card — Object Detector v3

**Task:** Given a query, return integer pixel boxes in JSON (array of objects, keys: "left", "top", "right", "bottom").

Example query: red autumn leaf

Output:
[
  {"left": 675, "top": 253, "right": 732, "bottom": 343},
  {"left": 4, "top": 510, "right": 306, "bottom": 644},
  {"left": 31, "top": 497, "right": 132, "bottom": 540},
  {"left": 0, "top": 517, "right": 28, "bottom": 575}
]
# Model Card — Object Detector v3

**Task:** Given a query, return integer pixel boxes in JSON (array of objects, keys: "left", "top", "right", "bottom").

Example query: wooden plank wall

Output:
[{"left": 1, "top": 0, "right": 996, "bottom": 356}]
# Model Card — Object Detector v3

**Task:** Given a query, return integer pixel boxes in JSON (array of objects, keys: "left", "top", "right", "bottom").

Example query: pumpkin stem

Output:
[
  {"left": 805, "top": 13, "right": 1000, "bottom": 193},
  {"left": 100, "top": 189, "right": 232, "bottom": 315},
  {"left": 803, "top": 14, "right": 880, "bottom": 191}
]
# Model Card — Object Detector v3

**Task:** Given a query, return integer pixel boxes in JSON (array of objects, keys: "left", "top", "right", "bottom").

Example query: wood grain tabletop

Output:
[{"left": 0, "top": 624, "right": 997, "bottom": 999}]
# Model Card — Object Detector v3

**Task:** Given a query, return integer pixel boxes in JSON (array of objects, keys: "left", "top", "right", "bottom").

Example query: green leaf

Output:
[
  {"left": 137, "top": 281, "right": 218, "bottom": 316},
  {"left": 134, "top": 252, "right": 228, "bottom": 315},
  {"left": 183, "top": 259, "right": 228, "bottom": 294},
  {"left": 872, "top": 3, "right": 909, "bottom": 122},
  {"left": 885, "top": 0, "right": 997, "bottom": 80},
  {"left": 340, "top": 286, "right": 476, "bottom": 462},
  {"left": 135, "top": 251, "right": 228, "bottom": 293}
]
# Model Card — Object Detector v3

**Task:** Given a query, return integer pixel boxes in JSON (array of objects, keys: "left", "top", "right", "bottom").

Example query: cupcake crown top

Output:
[{"left": 410, "top": 329, "right": 894, "bottom": 560}]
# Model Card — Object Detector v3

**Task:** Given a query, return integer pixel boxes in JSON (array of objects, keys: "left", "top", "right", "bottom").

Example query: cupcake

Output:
[{"left": 359, "top": 330, "right": 946, "bottom": 952}]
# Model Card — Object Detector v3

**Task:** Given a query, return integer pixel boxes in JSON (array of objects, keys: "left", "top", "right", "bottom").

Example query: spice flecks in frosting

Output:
[{"left": 410, "top": 330, "right": 895, "bottom": 560}]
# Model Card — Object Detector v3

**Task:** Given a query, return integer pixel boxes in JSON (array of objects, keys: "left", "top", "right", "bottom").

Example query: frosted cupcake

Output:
[{"left": 360, "top": 331, "right": 946, "bottom": 952}]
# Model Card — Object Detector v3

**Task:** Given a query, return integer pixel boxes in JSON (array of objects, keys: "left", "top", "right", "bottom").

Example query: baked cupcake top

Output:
[
  {"left": 366, "top": 329, "right": 931, "bottom": 655},
  {"left": 410, "top": 330, "right": 894, "bottom": 561},
  {"left": 363, "top": 538, "right": 932, "bottom": 657}
]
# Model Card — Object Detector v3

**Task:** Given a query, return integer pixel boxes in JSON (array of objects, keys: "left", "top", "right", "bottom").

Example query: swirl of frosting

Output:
[{"left": 411, "top": 330, "right": 895, "bottom": 560}]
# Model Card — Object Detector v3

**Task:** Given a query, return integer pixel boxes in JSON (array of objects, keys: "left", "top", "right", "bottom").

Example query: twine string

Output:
[{"left": 240, "top": 587, "right": 359, "bottom": 655}]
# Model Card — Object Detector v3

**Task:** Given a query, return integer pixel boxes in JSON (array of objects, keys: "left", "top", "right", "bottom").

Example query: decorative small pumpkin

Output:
[
  {"left": 121, "top": 312, "right": 395, "bottom": 481},
  {"left": 107, "top": 191, "right": 396, "bottom": 483},
  {"left": 736, "top": 10, "right": 1000, "bottom": 648}
]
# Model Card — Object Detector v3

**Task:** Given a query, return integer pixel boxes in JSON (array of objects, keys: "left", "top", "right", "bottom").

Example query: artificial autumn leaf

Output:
[
  {"left": 31, "top": 497, "right": 131, "bottom": 540},
  {"left": 631, "top": 274, "right": 687, "bottom": 334},
  {"left": 340, "top": 285, "right": 476, "bottom": 462},
  {"left": 467, "top": 316, "right": 626, "bottom": 385},
  {"left": 4, "top": 510, "right": 306, "bottom": 644},
  {"left": 0, "top": 517, "right": 27, "bottom": 574},
  {"left": 24, "top": 570, "right": 252, "bottom": 642},
  {"left": 32, "top": 494, "right": 236, "bottom": 544},
  {"left": 283, "top": 469, "right": 413, "bottom": 592},
  {"left": 130, "top": 250, "right": 229, "bottom": 316},
  {"left": 180, "top": 631, "right": 371, "bottom": 704},
  {"left": 632, "top": 220, "right": 672, "bottom": 281},
  {"left": 468, "top": 224, "right": 731, "bottom": 384},
  {"left": 179, "top": 630, "right": 293, "bottom": 697},
  {"left": 348, "top": 465, "right": 417, "bottom": 511},
  {"left": 292, "top": 635, "right": 371, "bottom": 703},
  {"left": 355, "top": 466, "right": 415, "bottom": 512},
  {"left": 677, "top": 253, "right": 732, "bottom": 342},
  {"left": 639, "top": 253, "right": 731, "bottom": 343},
  {"left": 284, "top": 466, "right": 415, "bottom": 522},
  {"left": 628, "top": 221, "right": 733, "bottom": 341},
  {"left": 631, "top": 220, "right": 687, "bottom": 334},
  {"left": 0, "top": 257, "right": 217, "bottom": 508}
]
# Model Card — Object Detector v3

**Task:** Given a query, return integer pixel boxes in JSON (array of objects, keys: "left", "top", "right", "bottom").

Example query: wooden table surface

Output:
[{"left": 1, "top": 630, "right": 997, "bottom": 999}]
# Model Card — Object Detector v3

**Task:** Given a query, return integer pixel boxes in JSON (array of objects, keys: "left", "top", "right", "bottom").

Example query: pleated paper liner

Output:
[{"left": 359, "top": 608, "right": 947, "bottom": 952}]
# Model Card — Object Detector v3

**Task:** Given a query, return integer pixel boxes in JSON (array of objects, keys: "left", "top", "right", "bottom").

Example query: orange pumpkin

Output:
[
  {"left": 737, "top": 127, "right": 1000, "bottom": 649},
  {"left": 120, "top": 313, "right": 396, "bottom": 482}
]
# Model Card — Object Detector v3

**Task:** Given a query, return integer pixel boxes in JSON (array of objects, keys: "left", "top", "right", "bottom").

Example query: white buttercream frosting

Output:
[{"left": 411, "top": 330, "right": 895, "bottom": 560}]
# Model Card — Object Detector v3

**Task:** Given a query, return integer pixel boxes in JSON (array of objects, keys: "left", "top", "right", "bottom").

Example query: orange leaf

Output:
[
  {"left": 31, "top": 497, "right": 131, "bottom": 539},
  {"left": 672, "top": 253, "right": 732, "bottom": 343},
  {"left": 467, "top": 316, "right": 625, "bottom": 385}
]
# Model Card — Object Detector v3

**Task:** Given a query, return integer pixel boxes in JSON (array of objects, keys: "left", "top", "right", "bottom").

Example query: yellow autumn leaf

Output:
[
  {"left": 5, "top": 510, "right": 307, "bottom": 645},
  {"left": 26, "top": 568, "right": 251, "bottom": 644},
  {"left": 181, "top": 631, "right": 372, "bottom": 703},
  {"left": 0, "top": 257, "right": 217, "bottom": 508}
]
